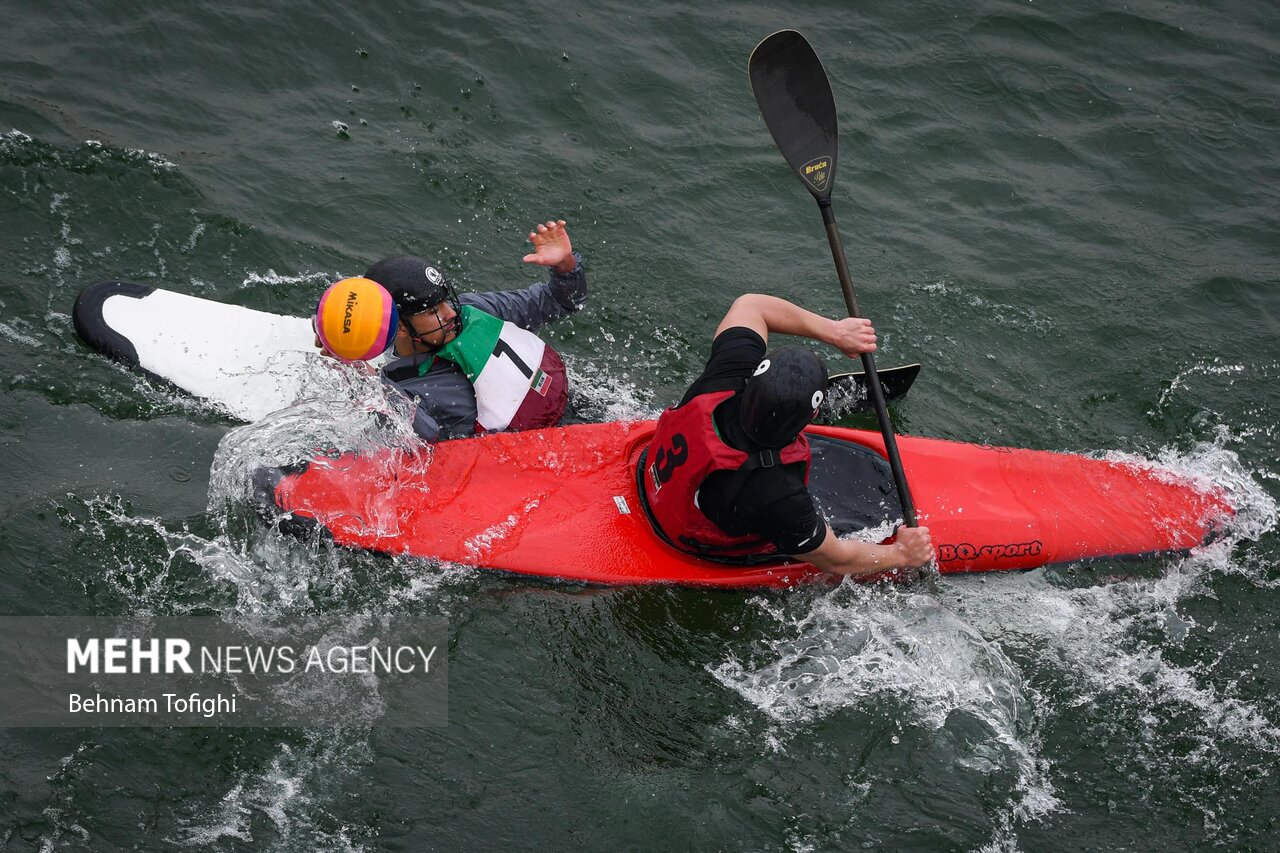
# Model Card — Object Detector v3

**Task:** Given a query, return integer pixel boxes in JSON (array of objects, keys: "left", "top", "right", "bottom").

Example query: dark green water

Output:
[{"left": 3, "top": 0, "right": 1279, "bottom": 850}]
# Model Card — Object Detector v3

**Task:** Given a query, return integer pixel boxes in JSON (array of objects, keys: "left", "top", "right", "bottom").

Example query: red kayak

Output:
[{"left": 256, "top": 422, "right": 1233, "bottom": 588}]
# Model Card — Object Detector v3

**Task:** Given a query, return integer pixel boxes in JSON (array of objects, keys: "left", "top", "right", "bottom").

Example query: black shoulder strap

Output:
[{"left": 715, "top": 448, "right": 775, "bottom": 512}]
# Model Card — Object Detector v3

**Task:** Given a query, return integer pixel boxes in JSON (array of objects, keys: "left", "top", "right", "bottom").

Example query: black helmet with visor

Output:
[{"left": 364, "top": 255, "right": 462, "bottom": 344}]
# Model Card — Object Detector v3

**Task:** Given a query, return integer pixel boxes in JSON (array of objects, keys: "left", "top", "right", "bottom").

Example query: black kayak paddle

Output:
[{"left": 749, "top": 29, "right": 918, "bottom": 526}]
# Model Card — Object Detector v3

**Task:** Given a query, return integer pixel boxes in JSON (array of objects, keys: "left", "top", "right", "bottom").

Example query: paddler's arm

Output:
[
  {"left": 795, "top": 524, "right": 934, "bottom": 577},
  {"left": 465, "top": 219, "right": 587, "bottom": 330},
  {"left": 715, "top": 293, "right": 876, "bottom": 359}
]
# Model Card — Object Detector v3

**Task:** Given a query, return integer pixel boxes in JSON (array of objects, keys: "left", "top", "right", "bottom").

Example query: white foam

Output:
[
  {"left": 169, "top": 736, "right": 370, "bottom": 850},
  {"left": 181, "top": 221, "right": 206, "bottom": 252},
  {"left": 82, "top": 138, "right": 176, "bottom": 170},
  {"left": 35, "top": 743, "right": 97, "bottom": 851},
  {"left": 239, "top": 269, "right": 336, "bottom": 291},
  {"left": 1153, "top": 358, "right": 1253, "bottom": 410},
  {"left": 563, "top": 352, "right": 660, "bottom": 422},
  {"left": 933, "top": 532, "right": 1278, "bottom": 844},
  {"left": 1105, "top": 432, "right": 1278, "bottom": 547},
  {"left": 948, "top": 550, "right": 1280, "bottom": 751},
  {"left": 0, "top": 320, "right": 42, "bottom": 347},
  {"left": 712, "top": 584, "right": 1061, "bottom": 826},
  {"left": 171, "top": 782, "right": 252, "bottom": 846}
]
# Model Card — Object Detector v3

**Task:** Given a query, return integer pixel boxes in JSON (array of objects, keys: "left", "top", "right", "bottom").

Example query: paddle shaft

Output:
[
  {"left": 819, "top": 199, "right": 918, "bottom": 526},
  {"left": 748, "top": 29, "right": 918, "bottom": 528}
]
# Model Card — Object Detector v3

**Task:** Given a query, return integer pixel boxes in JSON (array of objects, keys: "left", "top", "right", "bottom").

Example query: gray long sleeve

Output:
[{"left": 460, "top": 252, "right": 587, "bottom": 330}]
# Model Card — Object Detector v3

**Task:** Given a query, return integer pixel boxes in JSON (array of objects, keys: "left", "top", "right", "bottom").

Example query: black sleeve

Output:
[
  {"left": 679, "top": 327, "right": 766, "bottom": 405},
  {"left": 738, "top": 475, "right": 828, "bottom": 556}
]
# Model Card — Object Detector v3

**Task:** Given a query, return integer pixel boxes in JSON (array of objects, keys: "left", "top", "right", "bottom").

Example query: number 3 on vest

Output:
[{"left": 648, "top": 433, "right": 689, "bottom": 492}]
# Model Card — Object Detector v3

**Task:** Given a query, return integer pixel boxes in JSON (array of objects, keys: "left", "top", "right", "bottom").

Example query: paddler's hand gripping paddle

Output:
[{"left": 748, "top": 29, "right": 918, "bottom": 527}]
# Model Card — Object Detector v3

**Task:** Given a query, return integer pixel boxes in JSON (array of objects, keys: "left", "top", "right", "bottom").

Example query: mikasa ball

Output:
[{"left": 315, "top": 277, "right": 398, "bottom": 362}]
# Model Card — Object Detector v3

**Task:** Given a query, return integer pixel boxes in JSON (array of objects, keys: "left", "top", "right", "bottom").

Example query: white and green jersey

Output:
[{"left": 432, "top": 305, "right": 567, "bottom": 432}]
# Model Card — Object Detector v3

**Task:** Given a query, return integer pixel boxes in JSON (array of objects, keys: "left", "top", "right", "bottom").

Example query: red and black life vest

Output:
[{"left": 642, "top": 389, "right": 810, "bottom": 557}]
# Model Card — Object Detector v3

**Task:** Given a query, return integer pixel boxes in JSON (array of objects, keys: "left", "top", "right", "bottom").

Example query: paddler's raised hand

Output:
[
  {"left": 522, "top": 219, "right": 576, "bottom": 274},
  {"left": 827, "top": 316, "right": 877, "bottom": 359}
]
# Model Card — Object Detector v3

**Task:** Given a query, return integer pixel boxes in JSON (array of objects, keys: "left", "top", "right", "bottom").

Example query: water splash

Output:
[
  {"left": 950, "top": 433, "right": 1275, "bottom": 844},
  {"left": 563, "top": 353, "right": 659, "bottom": 422},
  {"left": 943, "top": 545, "right": 1278, "bottom": 845},
  {"left": 1106, "top": 429, "right": 1278, "bottom": 553},
  {"left": 712, "top": 583, "right": 1060, "bottom": 827},
  {"left": 208, "top": 362, "right": 421, "bottom": 513},
  {"left": 238, "top": 269, "right": 337, "bottom": 292},
  {"left": 712, "top": 429, "right": 1276, "bottom": 847},
  {"left": 168, "top": 733, "right": 373, "bottom": 851},
  {"left": 823, "top": 377, "right": 870, "bottom": 420},
  {"left": 56, "top": 365, "right": 469, "bottom": 617},
  {"left": 1154, "top": 358, "right": 1250, "bottom": 411}
]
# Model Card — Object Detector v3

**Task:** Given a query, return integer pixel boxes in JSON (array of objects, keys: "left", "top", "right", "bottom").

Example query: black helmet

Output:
[
  {"left": 364, "top": 256, "right": 460, "bottom": 317},
  {"left": 739, "top": 346, "right": 827, "bottom": 447}
]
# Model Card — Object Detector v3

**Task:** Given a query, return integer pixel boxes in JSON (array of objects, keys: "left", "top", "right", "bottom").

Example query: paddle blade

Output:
[
  {"left": 824, "top": 363, "right": 921, "bottom": 417},
  {"left": 748, "top": 30, "right": 839, "bottom": 201}
]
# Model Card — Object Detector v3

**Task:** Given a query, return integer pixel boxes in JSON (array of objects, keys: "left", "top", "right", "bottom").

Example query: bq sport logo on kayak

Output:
[
  {"left": 938, "top": 540, "right": 1043, "bottom": 563},
  {"left": 800, "top": 155, "right": 831, "bottom": 192}
]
